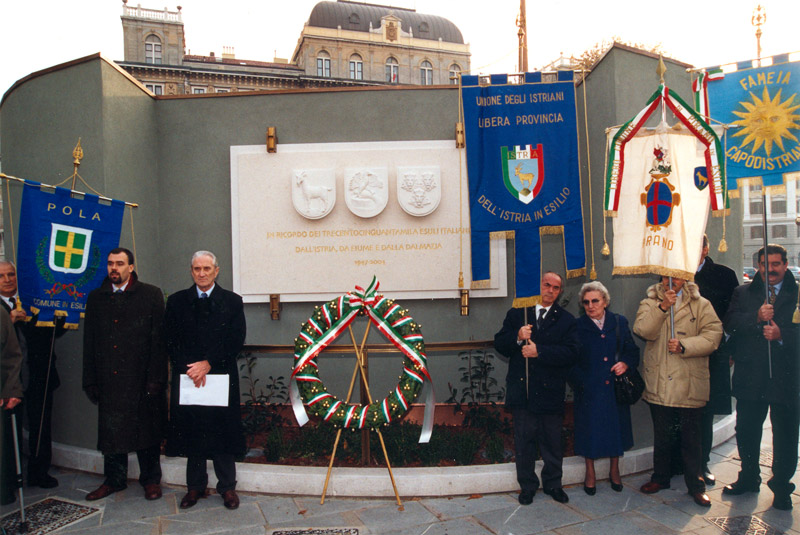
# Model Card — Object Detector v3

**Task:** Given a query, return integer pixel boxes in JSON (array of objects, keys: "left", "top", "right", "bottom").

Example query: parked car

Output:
[
  {"left": 788, "top": 266, "right": 800, "bottom": 281},
  {"left": 743, "top": 266, "right": 756, "bottom": 282}
]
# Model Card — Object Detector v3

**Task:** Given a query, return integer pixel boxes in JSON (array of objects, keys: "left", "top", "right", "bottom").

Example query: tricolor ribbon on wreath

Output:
[{"left": 289, "top": 278, "right": 436, "bottom": 443}]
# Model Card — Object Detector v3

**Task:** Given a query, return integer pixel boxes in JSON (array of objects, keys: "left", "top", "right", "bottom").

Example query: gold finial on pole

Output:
[
  {"left": 71, "top": 138, "right": 84, "bottom": 191},
  {"left": 657, "top": 55, "right": 667, "bottom": 84},
  {"left": 516, "top": 0, "right": 528, "bottom": 73},
  {"left": 752, "top": 4, "right": 766, "bottom": 65}
]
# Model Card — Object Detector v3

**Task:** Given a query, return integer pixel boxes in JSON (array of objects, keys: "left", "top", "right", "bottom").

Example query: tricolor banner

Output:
[
  {"left": 605, "top": 85, "right": 727, "bottom": 279},
  {"left": 461, "top": 71, "right": 585, "bottom": 306},
  {"left": 16, "top": 182, "right": 125, "bottom": 328}
]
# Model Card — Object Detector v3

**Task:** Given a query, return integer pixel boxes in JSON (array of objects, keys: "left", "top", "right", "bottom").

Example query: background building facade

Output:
[{"left": 118, "top": 0, "right": 470, "bottom": 95}]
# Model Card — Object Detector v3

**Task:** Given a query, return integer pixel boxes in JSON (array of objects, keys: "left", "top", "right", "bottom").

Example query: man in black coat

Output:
[
  {"left": 165, "top": 251, "right": 246, "bottom": 511},
  {"left": 0, "top": 260, "right": 66, "bottom": 489},
  {"left": 83, "top": 248, "right": 167, "bottom": 502},
  {"left": 723, "top": 244, "right": 799, "bottom": 510},
  {"left": 494, "top": 271, "right": 579, "bottom": 505},
  {"left": 693, "top": 235, "right": 738, "bottom": 484}
]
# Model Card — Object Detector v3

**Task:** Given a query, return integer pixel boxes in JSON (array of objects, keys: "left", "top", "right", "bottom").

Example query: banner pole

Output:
[{"left": 761, "top": 187, "right": 773, "bottom": 378}]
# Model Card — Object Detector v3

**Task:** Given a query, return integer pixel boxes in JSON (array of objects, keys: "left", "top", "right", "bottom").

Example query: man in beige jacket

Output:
[{"left": 633, "top": 276, "right": 722, "bottom": 507}]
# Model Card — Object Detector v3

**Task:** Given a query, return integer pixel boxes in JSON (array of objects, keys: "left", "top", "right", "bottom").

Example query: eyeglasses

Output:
[{"left": 581, "top": 299, "right": 601, "bottom": 305}]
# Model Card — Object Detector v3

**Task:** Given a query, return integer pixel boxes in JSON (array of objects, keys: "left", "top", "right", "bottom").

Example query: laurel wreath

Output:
[{"left": 291, "top": 279, "right": 429, "bottom": 429}]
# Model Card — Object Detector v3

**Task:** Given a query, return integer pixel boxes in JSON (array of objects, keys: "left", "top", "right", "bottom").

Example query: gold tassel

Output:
[
  {"left": 794, "top": 287, "right": 800, "bottom": 324},
  {"left": 718, "top": 238, "right": 728, "bottom": 253},
  {"left": 590, "top": 267, "right": 597, "bottom": 280},
  {"left": 601, "top": 241, "right": 610, "bottom": 256}
]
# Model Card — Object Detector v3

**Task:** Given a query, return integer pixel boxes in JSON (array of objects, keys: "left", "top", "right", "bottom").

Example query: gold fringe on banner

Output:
[
  {"left": 539, "top": 225, "right": 563, "bottom": 235},
  {"left": 490, "top": 230, "right": 515, "bottom": 239},
  {"left": 711, "top": 209, "right": 731, "bottom": 217},
  {"left": 470, "top": 279, "right": 492, "bottom": 290},
  {"left": 604, "top": 210, "right": 618, "bottom": 217},
  {"left": 513, "top": 295, "right": 542, "bottom": 309},
  {"left": 612, "top": 265, "right": 695, "bottom": 280},
  {"left": 567, "top": 267, "right": 587, "bottom": 279}
]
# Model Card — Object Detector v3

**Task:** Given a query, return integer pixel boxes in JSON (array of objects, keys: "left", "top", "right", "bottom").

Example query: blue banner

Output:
[
  {"left": 462, "top": 72, "right": 585, "bottom": 305},
  {"left": 707, "top": 59, "right": 800, "bottom": 188},
  {"left": 16, "top": 182, "right": 125, "bottom": 327}
]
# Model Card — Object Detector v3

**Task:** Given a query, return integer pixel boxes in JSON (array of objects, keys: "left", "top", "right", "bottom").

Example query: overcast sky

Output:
[{"left": 2, "top": 0, "right": 799, "bottom": 97}]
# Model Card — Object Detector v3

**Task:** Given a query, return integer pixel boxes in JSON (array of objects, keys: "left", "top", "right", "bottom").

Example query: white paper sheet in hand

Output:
[{"left": 179, "top": 374, "right": 229, "bottom": 406}]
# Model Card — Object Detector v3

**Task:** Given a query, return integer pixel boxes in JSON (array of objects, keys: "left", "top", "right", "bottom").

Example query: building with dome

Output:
[
  {"left": 118, "top": 0, "right": 470, "bottom": 95},
  {"left": 292, "top": 1, "right": 470, "bottom": 85}
]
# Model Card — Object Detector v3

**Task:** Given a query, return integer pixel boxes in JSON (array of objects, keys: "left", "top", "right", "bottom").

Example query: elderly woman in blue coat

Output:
[{"left": 572, "top": 281, "right": 640, "bottom": 495}]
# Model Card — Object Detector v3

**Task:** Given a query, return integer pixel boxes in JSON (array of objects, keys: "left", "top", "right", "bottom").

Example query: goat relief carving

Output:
[
  {"left": 396, "top": 166, "right": 441, "bottom": 217},
  {"left": 292, "top": 169, "right": 336, "bottom": 219},
  {"left": 344, "top": 168, "right": 388, "bottom": 218}
]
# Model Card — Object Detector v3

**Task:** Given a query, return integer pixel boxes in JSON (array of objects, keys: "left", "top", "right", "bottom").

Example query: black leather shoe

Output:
[
  {"left": 583, "top": 485, "right": 596, "bottom": 496},
  {"left": 723, "top": 479, "right": 760, "bottom": 495},
  {"left": 30, "top": 474, "right": 59, "bottom": 489},
  {"left": 691, "top": 491, "right": 712, "bottom": 507},
  {"left": 702, "top": 465, "right": 716, "bottom": 486},
  {"left": 610, "top": 481, "right": 623, "bottom": 492},
  {"left": 518, "top": 489, "right": 535, "bottom": 505},
  {"left": 180, "top": 489, "right": 206, "bottom": 509},
  {"left": 773, "top": 494, "right": 793, "bottom": 510},
  {"left": 544, "top": 487, "right": 569, "bottom": 503}
]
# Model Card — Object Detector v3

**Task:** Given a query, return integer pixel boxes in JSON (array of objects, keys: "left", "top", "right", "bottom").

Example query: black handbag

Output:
[
  {"left": 614, "top": 368, "right": 645, "bottom": 405},
  {"left": 611, "top": 314, "right": 645, "bottom": 405}
]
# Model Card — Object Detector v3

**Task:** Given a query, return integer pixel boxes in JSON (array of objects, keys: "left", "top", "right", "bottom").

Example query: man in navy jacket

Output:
[{"left": 495, "top": 271, "right": 579, "bottom": 505}]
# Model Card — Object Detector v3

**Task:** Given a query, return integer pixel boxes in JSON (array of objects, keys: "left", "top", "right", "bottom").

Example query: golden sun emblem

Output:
[{"left": 732, "top": 87, "right": 800, "bottom": 156}]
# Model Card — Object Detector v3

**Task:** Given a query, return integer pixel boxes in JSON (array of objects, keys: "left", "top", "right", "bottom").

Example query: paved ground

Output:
[{"left": 2, "top": 420, "right": 799, "bottom": 535}]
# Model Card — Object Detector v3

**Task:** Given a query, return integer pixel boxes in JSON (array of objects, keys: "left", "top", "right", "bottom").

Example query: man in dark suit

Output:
[
  {"left": 1, "top": 306, "right": 24, "bottom": 505},
  {"left": 82, "top": 248, "right": 167, "bottom": 502},
  {"left": 165, "top": 251, "right": 246, "bottom": 511},
  {"left": 0, "top": 260, "right": 65, "bottom": 489},
  {"left": 494, "top": 271, "right": 579, "bottom": 505},
  {"left": 723, "top": 244, "right": 799, "bottom": 510},
  {"left": 693, "top": 235, "right": 738, "bottom": 484}
]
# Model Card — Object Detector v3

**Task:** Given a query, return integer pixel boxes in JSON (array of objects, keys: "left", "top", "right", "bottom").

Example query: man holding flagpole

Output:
[
  {"left": 723, "top": 244, "right": 799, "bottom": 510},
  {"left": 494, "top": 271, "right": 578, "bottom": 505},
  {"left": 634, "top": 276, "right": 721, "bottom": 507}
]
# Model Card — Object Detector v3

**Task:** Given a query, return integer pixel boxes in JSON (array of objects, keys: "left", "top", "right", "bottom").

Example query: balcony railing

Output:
[{"left": 122, "top": 3, "right": 182, "bottom": 23}]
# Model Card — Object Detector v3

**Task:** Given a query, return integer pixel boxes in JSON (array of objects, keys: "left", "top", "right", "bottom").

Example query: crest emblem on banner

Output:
[
  {"left": 292, "top": 169, "right": 336, "bottom": 220},
  {"left": 694, "top": 166, "right": 709, "bottom": 191},
  {"left": 48, "top": 223, "right": 92, "bottom": 274},
  {"left": 500, "top": 143, "right": 543, "bottom": 204},
  {"left": 640, "top": 147, "right": 681, "bottom": 232},
  {"left": 396, "top": 166, "right": 441, "bottom": 217}
]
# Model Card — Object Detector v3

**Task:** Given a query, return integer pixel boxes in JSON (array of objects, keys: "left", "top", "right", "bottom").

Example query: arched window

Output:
[
  {"left": 349, "top": 12, "right": 360, "bottom": 26},
  {"left": 420, "top": 60, "right": 433, "bottom": 85},
  {"left": 349, "top": 54, "right": 363, "bottom": 81},
  {"left": 449, "top": 63, "right": 461, "bottom": 85},
  {"left": 317, "top": 51, "right": 331, "bottom": 78},
  {"left": 145, "top": 34, "right": 162, "bottom": 64},
  {"left": 385, "top": 57, "right": 399, "bottom": 84},
  {"left": 419, "top": 22, "right": 429, "bottom": 34}
]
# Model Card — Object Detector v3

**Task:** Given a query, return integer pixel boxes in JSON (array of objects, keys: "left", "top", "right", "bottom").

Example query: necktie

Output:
[
  {"left": 769, "top": 286, "right": 777, "bottom": 304},
  {"left": 9, "top": 297, "right": 16, "bottom": 308},
  {"left": 200, "top": 292, "right": 208, "bottom": 299},
  {"left": 114, "top": 289, "right": 123, "bottom": 294},
  {"left": 537, "top": 308, "right": 546, "bottom": 329}
]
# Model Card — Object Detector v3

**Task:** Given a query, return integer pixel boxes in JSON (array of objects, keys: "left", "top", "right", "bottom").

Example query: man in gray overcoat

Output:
[{"left": 83, "top": 248, "right": 167, "bottom": 501}]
